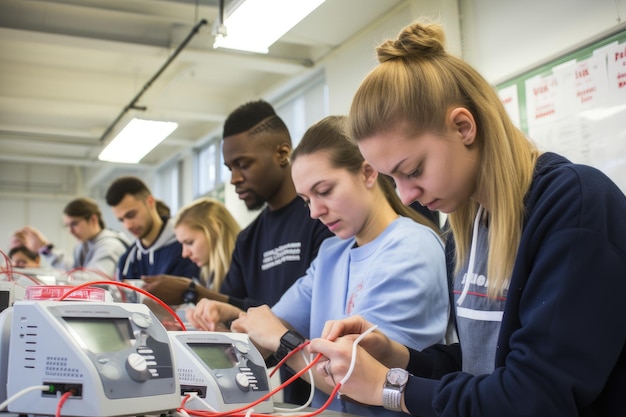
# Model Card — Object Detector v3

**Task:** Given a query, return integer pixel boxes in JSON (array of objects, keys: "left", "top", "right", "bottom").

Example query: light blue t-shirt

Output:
[{"left": 272, "top": 216, "right": 449, "bottom": 417}]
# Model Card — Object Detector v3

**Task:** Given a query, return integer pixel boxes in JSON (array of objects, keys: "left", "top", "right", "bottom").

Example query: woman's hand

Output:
[
  {"left": 231, "top": 305, "right": 288, "bottom": 353},
  {"left": 186, "top": 298, "right": 242, "bottom": 331},
  {"left": 309, "top": 335, "right": 389, "bottom": 407},
  {"left": 320, "top": 315, "right": 409, "bottom": 369}
]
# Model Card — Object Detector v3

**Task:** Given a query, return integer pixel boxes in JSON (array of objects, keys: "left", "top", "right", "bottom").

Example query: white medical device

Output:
[
  {"left": 6, "top": 300, "right": 181, "bottom": 417},
  {"left": 169, "top": 331, "right": 274, "bottom": 413},
  {"left": 0, "top": 281, "right": 25, "bottom": 313},
  {"left": 0, "top": 307, "right": 12, "bottom": 404}
]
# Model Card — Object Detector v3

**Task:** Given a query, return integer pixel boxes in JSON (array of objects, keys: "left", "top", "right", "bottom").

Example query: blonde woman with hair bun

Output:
[{"left": 309, "top": 20, "right": 626, "bottom": 417}]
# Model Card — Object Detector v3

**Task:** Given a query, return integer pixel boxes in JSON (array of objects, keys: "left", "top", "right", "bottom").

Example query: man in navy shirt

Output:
[
  {"left": 218, "top": 100, "right": 332, "bottom": 310},
  {"left": 187, "top": 100, "right": 332, "bottom": 405}
]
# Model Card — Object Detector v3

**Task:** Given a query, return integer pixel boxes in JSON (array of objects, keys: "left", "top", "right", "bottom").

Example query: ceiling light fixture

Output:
[
  {"left": 98, "top": 118, "right": 178, "bottom": 164},
  {"left": 213, "top": 0, "right": 326, "bottom": 54},
  {"left": 97, "top": 19, "right": 206, "bottom": 164}
]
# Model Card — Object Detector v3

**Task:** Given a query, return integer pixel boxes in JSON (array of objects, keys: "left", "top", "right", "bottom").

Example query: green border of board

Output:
[{"left": 495, "top": 24, "right": 626, "bottom": 133}]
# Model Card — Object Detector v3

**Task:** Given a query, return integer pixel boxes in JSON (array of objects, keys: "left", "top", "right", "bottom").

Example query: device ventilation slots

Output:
[{"left": 23, "top": 324, "right": 38, "bottom": 369}]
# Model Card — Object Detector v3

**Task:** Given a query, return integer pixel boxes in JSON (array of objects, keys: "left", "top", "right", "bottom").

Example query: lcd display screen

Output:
[
  {"left": 189, "top": 343, "right": 237, "bottom": 369},
  {"left": 63, "top": 317, "right": 133, "bottom": 353},
  {"left": 0, "top": 291, "right": 9, "bottom": 312}
]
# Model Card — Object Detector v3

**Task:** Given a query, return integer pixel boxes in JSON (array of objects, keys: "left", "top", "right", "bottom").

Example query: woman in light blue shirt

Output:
[{"left": 230, "top": 115, "right": 449, "bottom": 417}]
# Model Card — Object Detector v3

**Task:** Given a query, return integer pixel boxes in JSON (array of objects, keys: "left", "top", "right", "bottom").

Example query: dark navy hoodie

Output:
[{"left": 403, "top": 153, "right": 626, "bottom": 417}]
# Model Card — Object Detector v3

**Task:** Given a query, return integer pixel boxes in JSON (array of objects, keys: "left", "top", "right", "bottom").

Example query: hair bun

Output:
[{"left": 376, "top": 22, "right": 446, "bottom": 63}]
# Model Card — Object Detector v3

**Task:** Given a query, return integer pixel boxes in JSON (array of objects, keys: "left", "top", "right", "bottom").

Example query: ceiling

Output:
[{"left": 0, "top": 0, "right": 404, "bottom": 176}]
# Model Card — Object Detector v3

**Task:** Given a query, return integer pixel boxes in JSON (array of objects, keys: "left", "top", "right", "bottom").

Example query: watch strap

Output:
[
  {"left": 382, "top": 368, "right": 408, "bottom": 412},
  {"left": 382, "top": 387, "right": 403, "bottom": 412},
  {"left": 273, "top": 330, "right": 305, "bottom": 364},
  {"left": 181, "top": 280, "right": 198, "bottom": 304}
]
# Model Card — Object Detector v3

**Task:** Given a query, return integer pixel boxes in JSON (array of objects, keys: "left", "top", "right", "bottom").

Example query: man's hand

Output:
[
  {"left": 141, "top": 275, "right": 189, "bottom": 305},
  {"left": 231, "top": 305, "right": 287, "bottom": 353}
]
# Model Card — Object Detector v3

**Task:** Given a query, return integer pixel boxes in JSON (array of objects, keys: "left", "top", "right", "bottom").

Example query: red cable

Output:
[
  {"left": 179, "top": 351, "right": 324, "bottom": 417},
  {"left": 0, "top": 269, "right": 44, "bottom": 285},
  {"left": 57, "top": 280, "right": 185, "bottom": 331},
  {"left": 0, "top": 250, "right": 13, "bottom": 279},
  {"left": 269, "top": 339, "right": 309, "bottom": 377},
  {"left": 55, "top": 391, "right": 72, "bottom": 417},
  {"left": 55, "top": 282, "right": 345, "bottom": 416},
  {"left": 66, "top": 267, "right": 126, "bottom": 302}
]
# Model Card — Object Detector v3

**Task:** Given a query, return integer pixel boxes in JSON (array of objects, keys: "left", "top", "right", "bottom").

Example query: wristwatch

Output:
[
  {"left": 382, "top": 368, "right": 409, "bottom": 412},
  {"left": 181, "top": 280, "right": 198, "bottom": 305},
  {"left": 273, "top": 330, "right": 305, "bottom": 363}
]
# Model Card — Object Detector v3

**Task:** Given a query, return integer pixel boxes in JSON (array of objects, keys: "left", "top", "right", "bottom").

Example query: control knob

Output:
[{"left": 126, "top": 352, "right": 151, "bottom": 382}]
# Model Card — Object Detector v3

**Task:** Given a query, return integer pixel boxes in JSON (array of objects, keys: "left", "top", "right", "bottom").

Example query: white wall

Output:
[
  {"left": 460, "top": 0, "right": 624, "bottom": 83},
  {"left": 323, "top": 0, "right": 463, "bottom": 115},
  {"left": 0, "top": 162, "right": 78, "bottom": 258},
  {"left": 2, "top": 0, "right": 623, "bottom": 251},
  {"left": 0, "top": 161, "right": 134, "bottom": 259}
]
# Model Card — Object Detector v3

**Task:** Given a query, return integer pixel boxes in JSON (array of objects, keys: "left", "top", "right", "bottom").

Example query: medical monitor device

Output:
[
  {"left": 0, "top": 281, "right": 25, "bottom": 313},
  {"left": 6, "top": 300, "right": 180, "bottom": 417},
  {"left": 169, "top": 331, "right": 273, "bottom": 413},
  {"left": 0, "top": 307, "right": 11, "bottom": 404},
  {"left": 4, "top": 267, "right": 67, "bottom": 285}
]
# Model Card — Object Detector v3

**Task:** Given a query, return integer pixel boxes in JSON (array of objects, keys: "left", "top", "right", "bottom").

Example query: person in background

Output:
[
  {"left": 185, "top": 99, "right": 333, "bottom": 405},
  {"left": 220, "top": 115, "right": 448, "bottom": 417},
  {"left": 141, "top": 197, "right": 241, "bottom": 306},
  {"left": 105, "top": 176, "right": 199, "bottom": 281},
  {"left": 8, "top": 230, "right": 26, "bottom": 250},
  {"left": 15, "top": 197, "right": 130, "bottom": 279},
  {"left": 308, "top": 20, "right": 626, "bottom": 417},
  {"left": 8, "top": 245, "right": 40, "bottom": 268}
]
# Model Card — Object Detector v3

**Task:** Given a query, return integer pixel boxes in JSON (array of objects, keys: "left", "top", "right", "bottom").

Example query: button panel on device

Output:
[{"left": 238, "top": 367, "right": 260, "bottom": 391}]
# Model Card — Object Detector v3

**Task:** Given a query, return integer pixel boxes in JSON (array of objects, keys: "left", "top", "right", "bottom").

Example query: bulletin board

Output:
[{"left": 496, "top": 24, "right": 626, "bottom": 194}]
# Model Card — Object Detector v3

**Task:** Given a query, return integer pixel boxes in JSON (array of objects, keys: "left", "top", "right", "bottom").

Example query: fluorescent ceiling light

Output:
[
  {"left": 98, "top": 118, "right": 178, "bottom": 164},
  {"left": 213, "top": 0, "right": 326, "bottom": 53}
]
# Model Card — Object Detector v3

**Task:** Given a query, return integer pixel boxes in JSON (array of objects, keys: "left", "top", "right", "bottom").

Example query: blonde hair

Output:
[
  {"left": 348, "top": 21, "right": 538, "bottom": 298},
  {"left": 175, "top": 198, "right": 240, "bottom": 291},
  {"left": 292, "top": 115, "right": 439, "bottom": 234}
]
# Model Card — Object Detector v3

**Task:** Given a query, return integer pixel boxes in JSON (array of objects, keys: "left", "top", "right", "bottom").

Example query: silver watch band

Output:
[
  {"left": 382, "top": 386, "right": 402, "bottom": 411},
  {"left": 382, "top": 368, "right": 408, "bottom": 412}
]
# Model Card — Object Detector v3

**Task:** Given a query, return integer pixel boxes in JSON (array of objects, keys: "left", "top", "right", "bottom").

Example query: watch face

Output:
[
  {"left": 282, "top": 331, "right": 304, "bottom": 348},
  {"left": 182, "top": 289, "right": 198, "bottom": 304},
  {"left": 387, "top": 368, "right": 409, "bottom": 386}
]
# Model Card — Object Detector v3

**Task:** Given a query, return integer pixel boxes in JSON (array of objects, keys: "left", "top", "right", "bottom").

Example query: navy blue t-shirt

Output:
[{"left": 221, "top": 196, "right": 332, "bottom": 309}]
